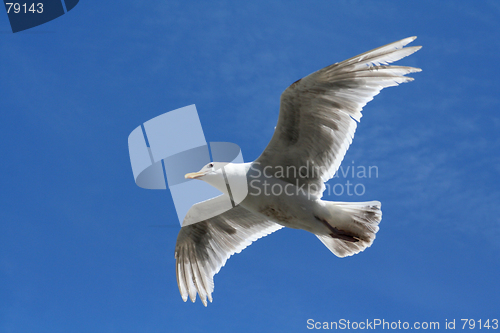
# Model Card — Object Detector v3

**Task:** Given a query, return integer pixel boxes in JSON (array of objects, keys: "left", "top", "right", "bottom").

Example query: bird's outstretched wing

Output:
[
  {"left": 175, "top": 205, "right": 283, "bottom": 306},
  {"left": 255, "top": 37, "right": 421, "bottom": 198}
]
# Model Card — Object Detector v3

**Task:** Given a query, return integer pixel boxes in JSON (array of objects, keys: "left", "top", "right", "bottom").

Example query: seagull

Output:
[{"left": 176, "top": 37, "right": 421, "bottom": 306}]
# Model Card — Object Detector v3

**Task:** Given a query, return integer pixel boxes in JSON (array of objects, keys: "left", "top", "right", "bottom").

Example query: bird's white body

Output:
[
  {"left": 195, "top": 161, "right": 381, "bottom": 247},
  {"left": 208, "top": 162, "right": 332, "bottom": 234}
]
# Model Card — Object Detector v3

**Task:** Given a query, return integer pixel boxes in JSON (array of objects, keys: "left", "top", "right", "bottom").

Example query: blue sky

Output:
[{"left": 1, "top": 1, "right": 499, "bottom": 332}]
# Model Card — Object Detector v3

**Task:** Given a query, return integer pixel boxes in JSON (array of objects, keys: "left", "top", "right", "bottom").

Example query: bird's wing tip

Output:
[
  {"left": 406, "top": 36, "right": 417, "bottom": 43},
  {"left": 398, "top": 36, "right": 418, "bottom": 48}
]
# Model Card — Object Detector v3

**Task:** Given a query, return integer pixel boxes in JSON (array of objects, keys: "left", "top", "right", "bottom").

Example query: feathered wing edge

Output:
[
  {"left": 318, "top": 37, "right": 422, "bottom": 122},
  {"left": 338, "top": 36, "right": 420, "bottom": 70},
  {"left": 300, "top": 37, "right": 422, "bottom": 184},
  {"left": 256, "top": 37, "right": 421, "bottom": 197},
  {"left": 175, "top": 205, "right": 283, "bottom": 306}
]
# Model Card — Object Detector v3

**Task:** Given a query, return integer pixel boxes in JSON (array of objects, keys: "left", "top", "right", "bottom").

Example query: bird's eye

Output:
[{"left": 208, "top": 163, "right": 214, "bottom": 168}]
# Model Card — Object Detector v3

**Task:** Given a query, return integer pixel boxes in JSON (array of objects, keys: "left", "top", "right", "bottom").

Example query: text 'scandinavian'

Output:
[{"left": 176, "top": 37, "right": 421, "bottom": 306}]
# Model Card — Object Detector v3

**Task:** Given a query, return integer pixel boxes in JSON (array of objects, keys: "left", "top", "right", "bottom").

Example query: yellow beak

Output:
[{"left": 185, "top": 171, "right": 206, "bottom": 179}]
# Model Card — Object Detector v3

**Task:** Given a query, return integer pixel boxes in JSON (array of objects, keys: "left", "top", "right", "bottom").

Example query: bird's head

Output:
[
  {"left": 185, "top": 162, "right": 251, "bottom": 198},
  {"left": 185, "top": 162, "right": 222, "bottom": 180},
  {"left": 185, "top": 162, "right": 228, "bottom": 194}
]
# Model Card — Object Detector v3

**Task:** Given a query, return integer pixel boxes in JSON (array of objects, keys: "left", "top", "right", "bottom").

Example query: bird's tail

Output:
[{"left": 315, "top": 201, "right": 381, "bottom": 258}]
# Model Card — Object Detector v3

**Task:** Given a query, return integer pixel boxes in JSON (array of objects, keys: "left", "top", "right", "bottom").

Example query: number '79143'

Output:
[{"left": 5, "top": 3, "right": 43, "bottom": 14}]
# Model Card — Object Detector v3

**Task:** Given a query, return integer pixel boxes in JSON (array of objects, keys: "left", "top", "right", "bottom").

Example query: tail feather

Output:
[{"left": 316, "top": 201, "right": 381, "bottom": 258}]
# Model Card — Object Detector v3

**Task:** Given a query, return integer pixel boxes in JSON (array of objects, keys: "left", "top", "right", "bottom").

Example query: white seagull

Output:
[{"left": 176, "top": 37, "right": 421, "bottom": 306}]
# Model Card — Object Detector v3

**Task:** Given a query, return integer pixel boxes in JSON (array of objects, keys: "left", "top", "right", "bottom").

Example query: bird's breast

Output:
[{"left": 240, "top": 175, "right": 323, "bottom": 233}]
